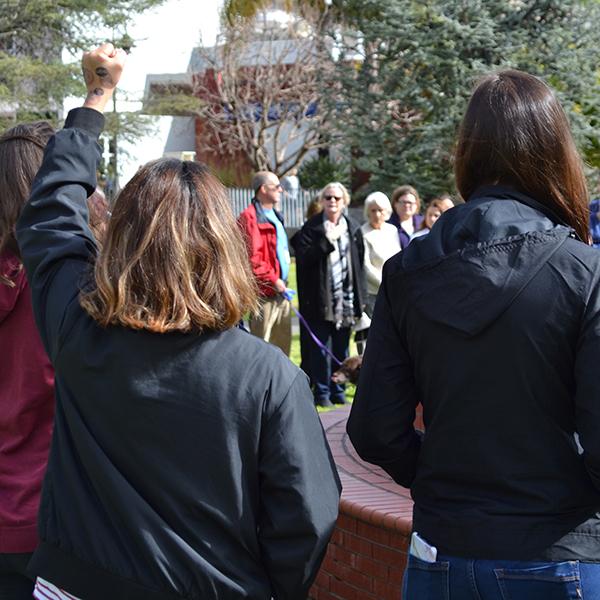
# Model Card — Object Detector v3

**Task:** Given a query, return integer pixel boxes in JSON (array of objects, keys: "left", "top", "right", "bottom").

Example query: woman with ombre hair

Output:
[
  {"left": 16, "top": 44, "right": 340, "bottom": 600},
  {"left": 349, "top": 69, "right": 600, "bottom": 599}
]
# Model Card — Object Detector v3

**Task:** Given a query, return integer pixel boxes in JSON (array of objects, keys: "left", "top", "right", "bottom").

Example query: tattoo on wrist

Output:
[{"left": 85, "top": 88, "right": 105, "bottom": 105}]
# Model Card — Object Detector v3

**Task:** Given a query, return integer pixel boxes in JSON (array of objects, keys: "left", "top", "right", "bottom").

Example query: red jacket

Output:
[
  {"left": 0, "top": 251, "right": 54, "bottom": 553},
  {"left": 238, "top": 200, "right": 284, "bottom": 298}
]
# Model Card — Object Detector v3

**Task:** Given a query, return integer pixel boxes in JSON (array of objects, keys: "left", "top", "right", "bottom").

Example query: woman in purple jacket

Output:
[{"left": 387, "top": 184, "right": 424, "bottom": 249}]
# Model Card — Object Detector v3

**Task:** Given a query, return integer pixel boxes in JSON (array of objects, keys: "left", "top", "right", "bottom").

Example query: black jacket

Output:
[
  {"left": 348, "top": 186, "right": 600, "bottom": 561},
  {"left": 15, "top": 108, "right": 341, "bottom": 600},
  {"left": 291, "top": 213, "right": 365, "bottom": 322}
]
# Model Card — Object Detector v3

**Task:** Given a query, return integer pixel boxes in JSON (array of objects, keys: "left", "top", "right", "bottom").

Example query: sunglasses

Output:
[{"left": 324, "top": 194, "right": 343, "bottom": 201}]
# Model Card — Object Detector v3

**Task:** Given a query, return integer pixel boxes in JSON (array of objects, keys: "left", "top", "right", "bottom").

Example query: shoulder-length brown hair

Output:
[
  {"left": 80, "top": 159, "right": 258, "bottom": 333},
  {"left": 0, "top": 121, "right": 54, "bottom": 285},
  {"left": 455, "top": 69, "right": 589, "bottom": 242},
  {"left": 391, "top": 184, "right": 421, "bottom": 212}
]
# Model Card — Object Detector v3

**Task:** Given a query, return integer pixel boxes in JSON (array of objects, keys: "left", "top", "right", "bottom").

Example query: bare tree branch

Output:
[{"left": 192, "top": 10, "right": 336, "bottom": 176}]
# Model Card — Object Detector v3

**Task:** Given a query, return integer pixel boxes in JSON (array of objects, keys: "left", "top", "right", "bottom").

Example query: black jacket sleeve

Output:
[
  {"left": 258, "top": 371, "right": 341, "bottom": 599},
  {"left": 15, "top": 108, "right": 104, "bottom": 361},
  {"left": 346, "top": 260, "right": 422, "bottom": 487},
  {"left": 574, "top": 266, "right": 600, "bottom": 492},
  {"left": 292, "top": 219, "right": 334, "bottom": 267}
]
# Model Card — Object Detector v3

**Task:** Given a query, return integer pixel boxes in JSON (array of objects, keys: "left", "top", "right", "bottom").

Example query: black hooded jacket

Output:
[
  {"left": 348, "top": 186, "right": 600, "bottom": 561},
  {"left": 15, "top": 108, "right": 341, "bottom": 600}
]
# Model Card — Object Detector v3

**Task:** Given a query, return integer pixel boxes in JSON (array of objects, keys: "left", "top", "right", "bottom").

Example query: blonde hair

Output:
[
  {"left": 80, "top": 159, "right": 258, "bottom": 333},
  {"left": 319, "top": 182, "right": 350, "bottom": 206}
]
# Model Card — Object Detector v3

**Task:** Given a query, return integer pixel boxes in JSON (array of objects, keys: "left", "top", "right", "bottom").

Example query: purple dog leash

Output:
[
  {"left": 272, "top": 284, "right": 344, "bottom": 368},
  {"left": 290, "top": 305, "right": 343, "bottom": 367}
]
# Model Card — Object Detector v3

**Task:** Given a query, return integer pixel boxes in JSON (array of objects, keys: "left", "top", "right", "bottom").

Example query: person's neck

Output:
[
  {"left": 327, "top": 213, "right": 341, "bottom": 224},
  {"left": 401, "top": 215, "right": 413, "bottom": 224},
  {"left": 258, "top": 198, "right": 274, "bottom": 211},
  {"left": 371, "top": 221, "right": 382, "bottom": 230}
]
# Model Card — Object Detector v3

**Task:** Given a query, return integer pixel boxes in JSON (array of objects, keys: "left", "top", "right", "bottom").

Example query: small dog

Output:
[{"left": 331, "top": 355, "right": 363, "bottom": 385}]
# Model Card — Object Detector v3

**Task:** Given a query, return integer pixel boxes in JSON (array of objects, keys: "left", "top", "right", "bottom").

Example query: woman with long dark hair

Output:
[
  {"left": 348, "top": 69, "right": 600, "bottom": 598},
  {"left": 16, "top": 44, "right": 340, "bottom": 600},
  {"left": 0, "top": 122, "right": 55, "bottom": 600}
]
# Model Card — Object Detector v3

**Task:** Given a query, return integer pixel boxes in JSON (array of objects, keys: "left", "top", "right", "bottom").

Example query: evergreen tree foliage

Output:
[
  {"left": 298, "top": 155, "right": 350, "bottom": 190},
  {"left": 0, "top": 1, "right": 165, "bottom": 124},
  {"left": 332, "top": 0, "right": 600, "bottom": 198}
]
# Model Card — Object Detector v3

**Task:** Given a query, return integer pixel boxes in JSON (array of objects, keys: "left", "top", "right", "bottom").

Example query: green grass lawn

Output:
[{"left": 288, "top": 259, "right": 357, "bottom": 410}]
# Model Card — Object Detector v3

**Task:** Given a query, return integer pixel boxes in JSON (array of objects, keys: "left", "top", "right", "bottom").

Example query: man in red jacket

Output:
[{"left": 238, "top": 171, "right": 292, "bottom": 355}]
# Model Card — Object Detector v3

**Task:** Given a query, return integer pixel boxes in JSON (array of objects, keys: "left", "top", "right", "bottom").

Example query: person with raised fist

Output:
[{"left": 17, "top": 44, "right": 340, "bottom": 600}]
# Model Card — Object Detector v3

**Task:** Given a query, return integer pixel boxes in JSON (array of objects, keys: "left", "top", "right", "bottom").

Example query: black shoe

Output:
[
  {"left": 331, "top": 396, "right": 348, "bottom": 405},
  {"left": 315, "top": 397, "right": 334, "bottom": 408}
]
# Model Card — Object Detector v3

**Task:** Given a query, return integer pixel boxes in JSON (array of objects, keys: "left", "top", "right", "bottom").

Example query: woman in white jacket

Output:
[{"left": 361, "top": 192, "right": 401, "bottom": 314}]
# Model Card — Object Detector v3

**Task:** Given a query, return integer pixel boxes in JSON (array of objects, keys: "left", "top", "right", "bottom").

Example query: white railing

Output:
[{"left": 228, "top": 188, "right": 317, "bottom": 228}]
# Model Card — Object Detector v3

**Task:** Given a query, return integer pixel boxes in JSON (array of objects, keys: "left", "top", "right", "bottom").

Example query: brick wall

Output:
[
  {"left": 309, "top": 503, "right": 410, "bottom": 600},
  {"left": 314, "top": 405, "right": 421, "bottom": 600}
]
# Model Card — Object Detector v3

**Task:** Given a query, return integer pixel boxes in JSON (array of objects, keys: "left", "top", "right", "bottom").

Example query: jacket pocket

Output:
[
  {"left": 403, "top": 554, "right": 450, "bottom": 600},
  {"left": 495, "top": 561, "right": 581, "bottom": 600}
]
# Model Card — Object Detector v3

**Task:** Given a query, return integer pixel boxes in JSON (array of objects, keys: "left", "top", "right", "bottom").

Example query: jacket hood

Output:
[
  {"left": 0, "top": 251, "right": 26, "bottom": 325},
  {"left": 399, "top": 186, "right": 574, "bottom": 337}
]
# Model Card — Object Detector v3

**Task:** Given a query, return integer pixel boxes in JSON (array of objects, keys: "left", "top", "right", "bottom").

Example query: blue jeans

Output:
[
  {"left": 403, "top": 553, "right": 600, "bottom": 599},
  {"left": 306, "top": 319, "right": 350, "bottom": 404}
]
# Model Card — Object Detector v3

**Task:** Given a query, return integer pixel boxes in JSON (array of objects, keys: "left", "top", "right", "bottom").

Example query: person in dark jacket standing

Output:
[
  {"left": 348, "top": 70, "right": 600, "bottom": 599},
  {"left": 238, "top": 171, "right": 293, "bottom": 355},
  {"left": 16, "top": 43, "right": 341, "bottom": 600},
  {"left": 292, "top": 182, "right": 365, "bottom": 407}
]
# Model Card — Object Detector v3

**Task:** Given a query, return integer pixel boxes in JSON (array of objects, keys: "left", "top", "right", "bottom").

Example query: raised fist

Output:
[{"left": 81, "top": 43, "right": 127, "bottom": 112}]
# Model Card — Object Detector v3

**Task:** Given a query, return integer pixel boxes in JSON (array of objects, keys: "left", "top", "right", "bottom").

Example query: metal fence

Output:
[{"left": 228, "top": 188, "right": 317, "bottom": 228}]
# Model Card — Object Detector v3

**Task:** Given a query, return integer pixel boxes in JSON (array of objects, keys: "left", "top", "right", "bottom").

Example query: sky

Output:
[{"left": 66, "top": 0, "right": 223, "bottom": 184}]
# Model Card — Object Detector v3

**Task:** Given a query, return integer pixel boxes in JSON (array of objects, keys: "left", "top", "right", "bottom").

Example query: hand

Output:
[
  {"left": 274, "top": 278, "right": 287, "bottom": 293},
  {"left": 82, "top": 43, "right": 127, "bottom": 113}
]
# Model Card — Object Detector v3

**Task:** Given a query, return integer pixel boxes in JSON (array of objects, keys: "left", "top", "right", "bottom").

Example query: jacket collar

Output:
[{"left": 253, "top": 198, "right": 284, "bottom": 226}]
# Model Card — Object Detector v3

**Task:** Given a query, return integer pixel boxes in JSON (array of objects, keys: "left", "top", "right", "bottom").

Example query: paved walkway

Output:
[{"left": 319, "top": 406, "right": 413, "bottom": 535}]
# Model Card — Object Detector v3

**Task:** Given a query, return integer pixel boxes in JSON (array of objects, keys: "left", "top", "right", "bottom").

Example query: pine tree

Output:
[
  {"left": 332, "top": 0, "right": 600, "bottom": 198},
  {"left": 0, "top": 1, "right": 165, "bottom": 124}
]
